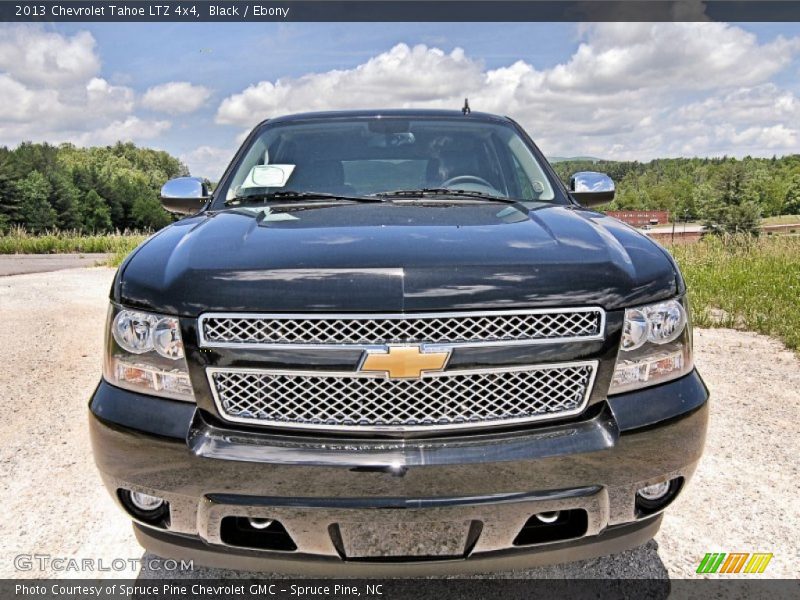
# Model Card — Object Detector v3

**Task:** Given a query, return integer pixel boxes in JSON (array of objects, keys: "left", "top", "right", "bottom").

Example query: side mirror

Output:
[
  {"left": 569, "top": 171, "right": 615, "bottom": 207},
  {"left": 160, "top": 177, "right": 211, "bottom": 215}
]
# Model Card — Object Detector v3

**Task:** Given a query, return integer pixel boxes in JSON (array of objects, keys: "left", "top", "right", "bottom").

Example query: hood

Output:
[{"left": 116, "top": 202, "right": 678, "bottom": 316}]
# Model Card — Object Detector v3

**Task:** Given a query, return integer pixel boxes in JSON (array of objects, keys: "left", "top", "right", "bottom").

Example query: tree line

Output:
[
  {"left": 552, "top": 155, "right": 800, "bottom": 233},
  {"left": 1, "top": 142, "right": 799, "bottom": 236},
  {"left": 0, "top": 142, "right": 188, "bottom": 234}
]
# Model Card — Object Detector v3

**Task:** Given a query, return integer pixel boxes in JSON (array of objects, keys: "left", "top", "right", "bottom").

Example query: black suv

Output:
[{"left": 89, "top": 110, "right": 708, "bottom": 575}]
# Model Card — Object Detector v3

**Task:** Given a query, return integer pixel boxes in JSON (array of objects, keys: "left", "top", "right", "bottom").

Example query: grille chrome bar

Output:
[
  {"left": 207, "top": 361, "right": 598, "bottom": 432},
  {"left": 198, "top": 308, "right": 605, "bottom": 350}
]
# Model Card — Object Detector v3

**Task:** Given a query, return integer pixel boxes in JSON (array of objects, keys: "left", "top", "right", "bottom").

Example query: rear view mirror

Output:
[
  {"left": 160, "top": 177, "right": 211, "bottom": 215},
  {"left": 569, "top": 172, "right": 615, "bottom": 207},
  {"left": 368, "top": 119, "right": 410, "bottom": 134}
]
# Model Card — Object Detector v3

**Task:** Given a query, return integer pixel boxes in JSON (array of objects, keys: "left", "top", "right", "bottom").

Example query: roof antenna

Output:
[{"left": 462, "top": 98, "right": 471, "bottom": 115}]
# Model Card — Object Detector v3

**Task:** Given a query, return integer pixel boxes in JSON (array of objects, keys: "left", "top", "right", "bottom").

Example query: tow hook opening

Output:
[
  {"left": 220, "top": 516, "right": 297, "bottom": 552},
  {"left": 248, "top": 517, "right": 274, "bottom": 530},
  {"left": 513, "top": 509, "right": 589, "bottom": 546}
]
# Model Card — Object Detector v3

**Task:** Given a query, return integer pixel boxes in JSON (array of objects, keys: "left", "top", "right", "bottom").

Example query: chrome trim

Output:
[
  {"left": 160, "top": 176, "right": 210, "bottom": 201},
  {"left": 206, "top": 360, "right": 598, "bottom": 433},
  {"left": 356, "top": 344, "right": 452, "bottom": 378},
  {"left": 197, "top": 307, "right": 606, "bottom": 350}
]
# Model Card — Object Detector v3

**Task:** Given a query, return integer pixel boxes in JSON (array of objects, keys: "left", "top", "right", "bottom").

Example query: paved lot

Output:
[
  {"left": 0, "top": 254, "right": 111, "bottom": 276},
  {"left": 1, "top": 267, "right": 798, "bottom": 580}
]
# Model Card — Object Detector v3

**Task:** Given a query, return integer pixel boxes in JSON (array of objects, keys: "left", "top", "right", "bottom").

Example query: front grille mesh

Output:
[
  {"left": 209, "top": 363, "right": 595, "bottom": 431},
  {"left": 201, "top": 309, "right": 603, "bottom": 346}
]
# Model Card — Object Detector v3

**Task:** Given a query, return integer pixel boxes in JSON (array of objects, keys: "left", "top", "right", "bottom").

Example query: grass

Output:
[
  {"left": 0, "top": 227, "right": 147, "bottom": 261},
  {"left": 669, "top": 235, "right": 800, "bottom": 351},
  {"left": 761, "top": 214, "right": 800, "bottom": 225},
  {"left": 107, "top": 247, "right": 138, "bottom": 267}
]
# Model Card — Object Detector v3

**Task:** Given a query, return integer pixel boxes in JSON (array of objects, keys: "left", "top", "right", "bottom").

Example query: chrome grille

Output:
[
  {"left": 199, "top": 309, "right": 604, "bottom": 348},
  {"left": 208, "top": 362, "right": 597, "bottom": 432}
]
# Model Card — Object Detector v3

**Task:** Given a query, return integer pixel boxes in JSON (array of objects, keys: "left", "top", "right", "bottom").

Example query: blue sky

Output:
[{"left": 1, "top": 22, "right": 799, "bottom": 178}]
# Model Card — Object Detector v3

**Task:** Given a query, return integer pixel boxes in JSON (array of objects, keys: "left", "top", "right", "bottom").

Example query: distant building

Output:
[{"left": 606, "top": 210, "right": 670, "bottom": 228}]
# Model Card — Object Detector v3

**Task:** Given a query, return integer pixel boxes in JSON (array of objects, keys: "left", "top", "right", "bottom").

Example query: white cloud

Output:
[
  {"left": 85, "top": 77, "right": 136, "bottom": 116},
  {"left": 215, "top": 24, "right": 800, "bottom": 159},
  {"left": 2, "top": 23, "right": 799, "bottom": 160},
  {"left": 0, "top": 74, "right": 133, "bottom": 126},
  {"left": 553, "top": 23, "right": 798, "bottom": 93},
  {"left": 0, "top": 73, "right": 51, "bottom": 122},
  {"left": 0, "top": 25, "right": 100, "bottom": 87},
  {"left": 142, "top": 81, "right": 212, "bottom": 114},
  {"left": 180, "top": 145, "right": 234, "bottom": 180},
  {"left": 678, "top": 84, "right": 799, "bottom": 125},
  {"left": 0, "top": 25, "right": 169, "bottom": 148},
  {"left": 216, "top": 43, "right": 483, "bottom": 126},
  {"left": 71, "top": 116, "right": 171, "bottom": 146}
]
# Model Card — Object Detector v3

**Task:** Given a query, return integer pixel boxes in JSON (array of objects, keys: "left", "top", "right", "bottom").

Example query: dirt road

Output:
[
  {"left": 1, "top": 267, "right": 798, "bottom": 579},
  {"left": 0, "top": 254, "right": 111, "bottom": 276}
]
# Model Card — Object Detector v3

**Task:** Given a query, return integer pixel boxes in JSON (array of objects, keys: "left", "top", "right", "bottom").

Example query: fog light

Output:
[
  {"left": 635, "top": 477, "right": 683, "bottom": 516},
  {"left": 637, "top": 481, "right": 671, "bottom": 501},
  {"left": 129, "top": 491, "right": 165, "bottom": 511},
  {"left": 118, "top": 489, "right": 170, "bottom": 528}
]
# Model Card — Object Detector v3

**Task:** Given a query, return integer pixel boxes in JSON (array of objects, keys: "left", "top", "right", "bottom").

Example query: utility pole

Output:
[{"left": 671, "top": 212, "right": 676, "bottom": 244}]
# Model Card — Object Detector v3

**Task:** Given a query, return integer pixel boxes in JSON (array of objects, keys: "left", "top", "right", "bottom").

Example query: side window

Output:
[
  {"left": 226, "top": 138, "right": 269, "bottom": 200},
  {"left": 505, "top": 135, "right": 554, "bottom": 200},
  {"left": 510, "top": 153, "right": 536, "bottom": 199},
  {"left": 477, "top": 139, "right": 507, "bottom": 195}
]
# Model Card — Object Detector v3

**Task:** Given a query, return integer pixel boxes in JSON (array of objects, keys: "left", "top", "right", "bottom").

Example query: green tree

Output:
[
  {"left": 47, "top": 171, "right": 83, "bottom": 230},
  {"left": 783, "top": 174, "right": 800, "bottom": 215},
  {"left": 0, "top": 149, "right": 21, "bottom": 231},
  {"left": 80, "top": 190, "right": 113, "bottom": 232},
  {"left": 726, "top": 201, "right": 762, "bottom": 235},
  {"left": 704, "top": 201, "right": 762, "bottom": 236},
  {"left": 130, "top": 194, "right": 172, "bottom": 230},
  {"left": 0, "top": 173, "right": 18, "bottom": 233},
  {"left": 17, "top": 171, "right": 56, "bottom": 233}
]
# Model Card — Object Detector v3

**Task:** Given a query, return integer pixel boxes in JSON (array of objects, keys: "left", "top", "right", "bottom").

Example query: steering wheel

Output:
[{"left": 441, "top": 175, "right": 495, "bottom": 189}]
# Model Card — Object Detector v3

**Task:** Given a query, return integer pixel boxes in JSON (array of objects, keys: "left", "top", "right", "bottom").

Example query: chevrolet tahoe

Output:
[{"left": 89, "top": 109, "right": 709, "bottom": 575}]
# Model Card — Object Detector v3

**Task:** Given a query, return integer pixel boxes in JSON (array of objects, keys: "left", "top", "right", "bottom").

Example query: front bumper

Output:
[{"left": 89, "top": 370, "right": 708, "bottom": 575}]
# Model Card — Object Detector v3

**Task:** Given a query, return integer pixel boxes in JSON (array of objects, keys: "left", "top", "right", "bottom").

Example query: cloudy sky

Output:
[{"left": 1, "top": 21, "right": 799, "bottom": 179}]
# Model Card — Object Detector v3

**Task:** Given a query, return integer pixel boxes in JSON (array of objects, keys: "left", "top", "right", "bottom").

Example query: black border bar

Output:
[
  {"left": 4, "top": 579, "right": 800, "bottom": 600},
  {"left": 3, "top": 1, "right": 800, "bottom": 23}
]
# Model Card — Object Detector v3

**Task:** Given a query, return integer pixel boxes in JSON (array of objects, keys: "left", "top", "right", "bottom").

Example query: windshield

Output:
[{"left": 220, "top": 117, "right": 557, "bottom": 205}]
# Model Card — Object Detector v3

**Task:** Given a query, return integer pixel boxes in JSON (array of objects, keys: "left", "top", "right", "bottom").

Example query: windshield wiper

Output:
[
  {"left": 225, "top": 190, "right": 384, "bottom": 206},
  {"left": 375, "top": 188, "right": 524, "bottom": 204}
]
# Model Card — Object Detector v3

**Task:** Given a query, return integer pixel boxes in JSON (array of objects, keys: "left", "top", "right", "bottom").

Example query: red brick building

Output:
[{"left": 606, "top": 210, "right": 670, "bottom": 228}]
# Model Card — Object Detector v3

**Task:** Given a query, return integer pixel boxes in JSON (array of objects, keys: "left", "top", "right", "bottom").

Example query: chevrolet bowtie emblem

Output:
[{"left": 360, "top": 345, "right": 450, "bottom": 379}]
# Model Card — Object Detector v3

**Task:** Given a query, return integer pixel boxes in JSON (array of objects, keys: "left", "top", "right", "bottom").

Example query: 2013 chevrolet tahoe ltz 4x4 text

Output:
[{"left": 89, "top": 110, "right": 708, "bottom": 575}]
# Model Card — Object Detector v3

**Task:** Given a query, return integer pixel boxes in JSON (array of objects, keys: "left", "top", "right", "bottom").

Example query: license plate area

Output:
[{"left": 335, "top": 518, "right": 475, "bottom": 559}]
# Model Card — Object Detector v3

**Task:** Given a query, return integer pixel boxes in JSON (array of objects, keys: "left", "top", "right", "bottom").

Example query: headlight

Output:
[
  {"left": 609, "top": 297, "right": 693, "bottom": 394},
  {"left": 104, "top": 305, "right": 195, "bottom": 402}
]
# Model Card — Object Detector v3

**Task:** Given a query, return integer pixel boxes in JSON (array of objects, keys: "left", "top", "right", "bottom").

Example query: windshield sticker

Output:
[{"left": 241, "top": 164, "right": 296, "bottom": 188}]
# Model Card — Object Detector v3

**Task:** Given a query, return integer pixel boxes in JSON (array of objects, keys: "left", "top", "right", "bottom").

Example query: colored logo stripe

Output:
[
  {"left": 744, "top": 553, "right": 773, "bottom": 573},
  {"left": 696, "top": 552, "right": 773, "bottom": 574},
  {"left": 719, "top": 553, "right": 749, "bottom": 573},
  {"left": 697, "top": 553, "right": 726, "bottom": 573}
]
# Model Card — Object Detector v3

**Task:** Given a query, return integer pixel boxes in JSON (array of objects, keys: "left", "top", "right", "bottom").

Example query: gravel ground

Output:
[{"left": 1, "top": 267, "right": 798, "bottom": 580}]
